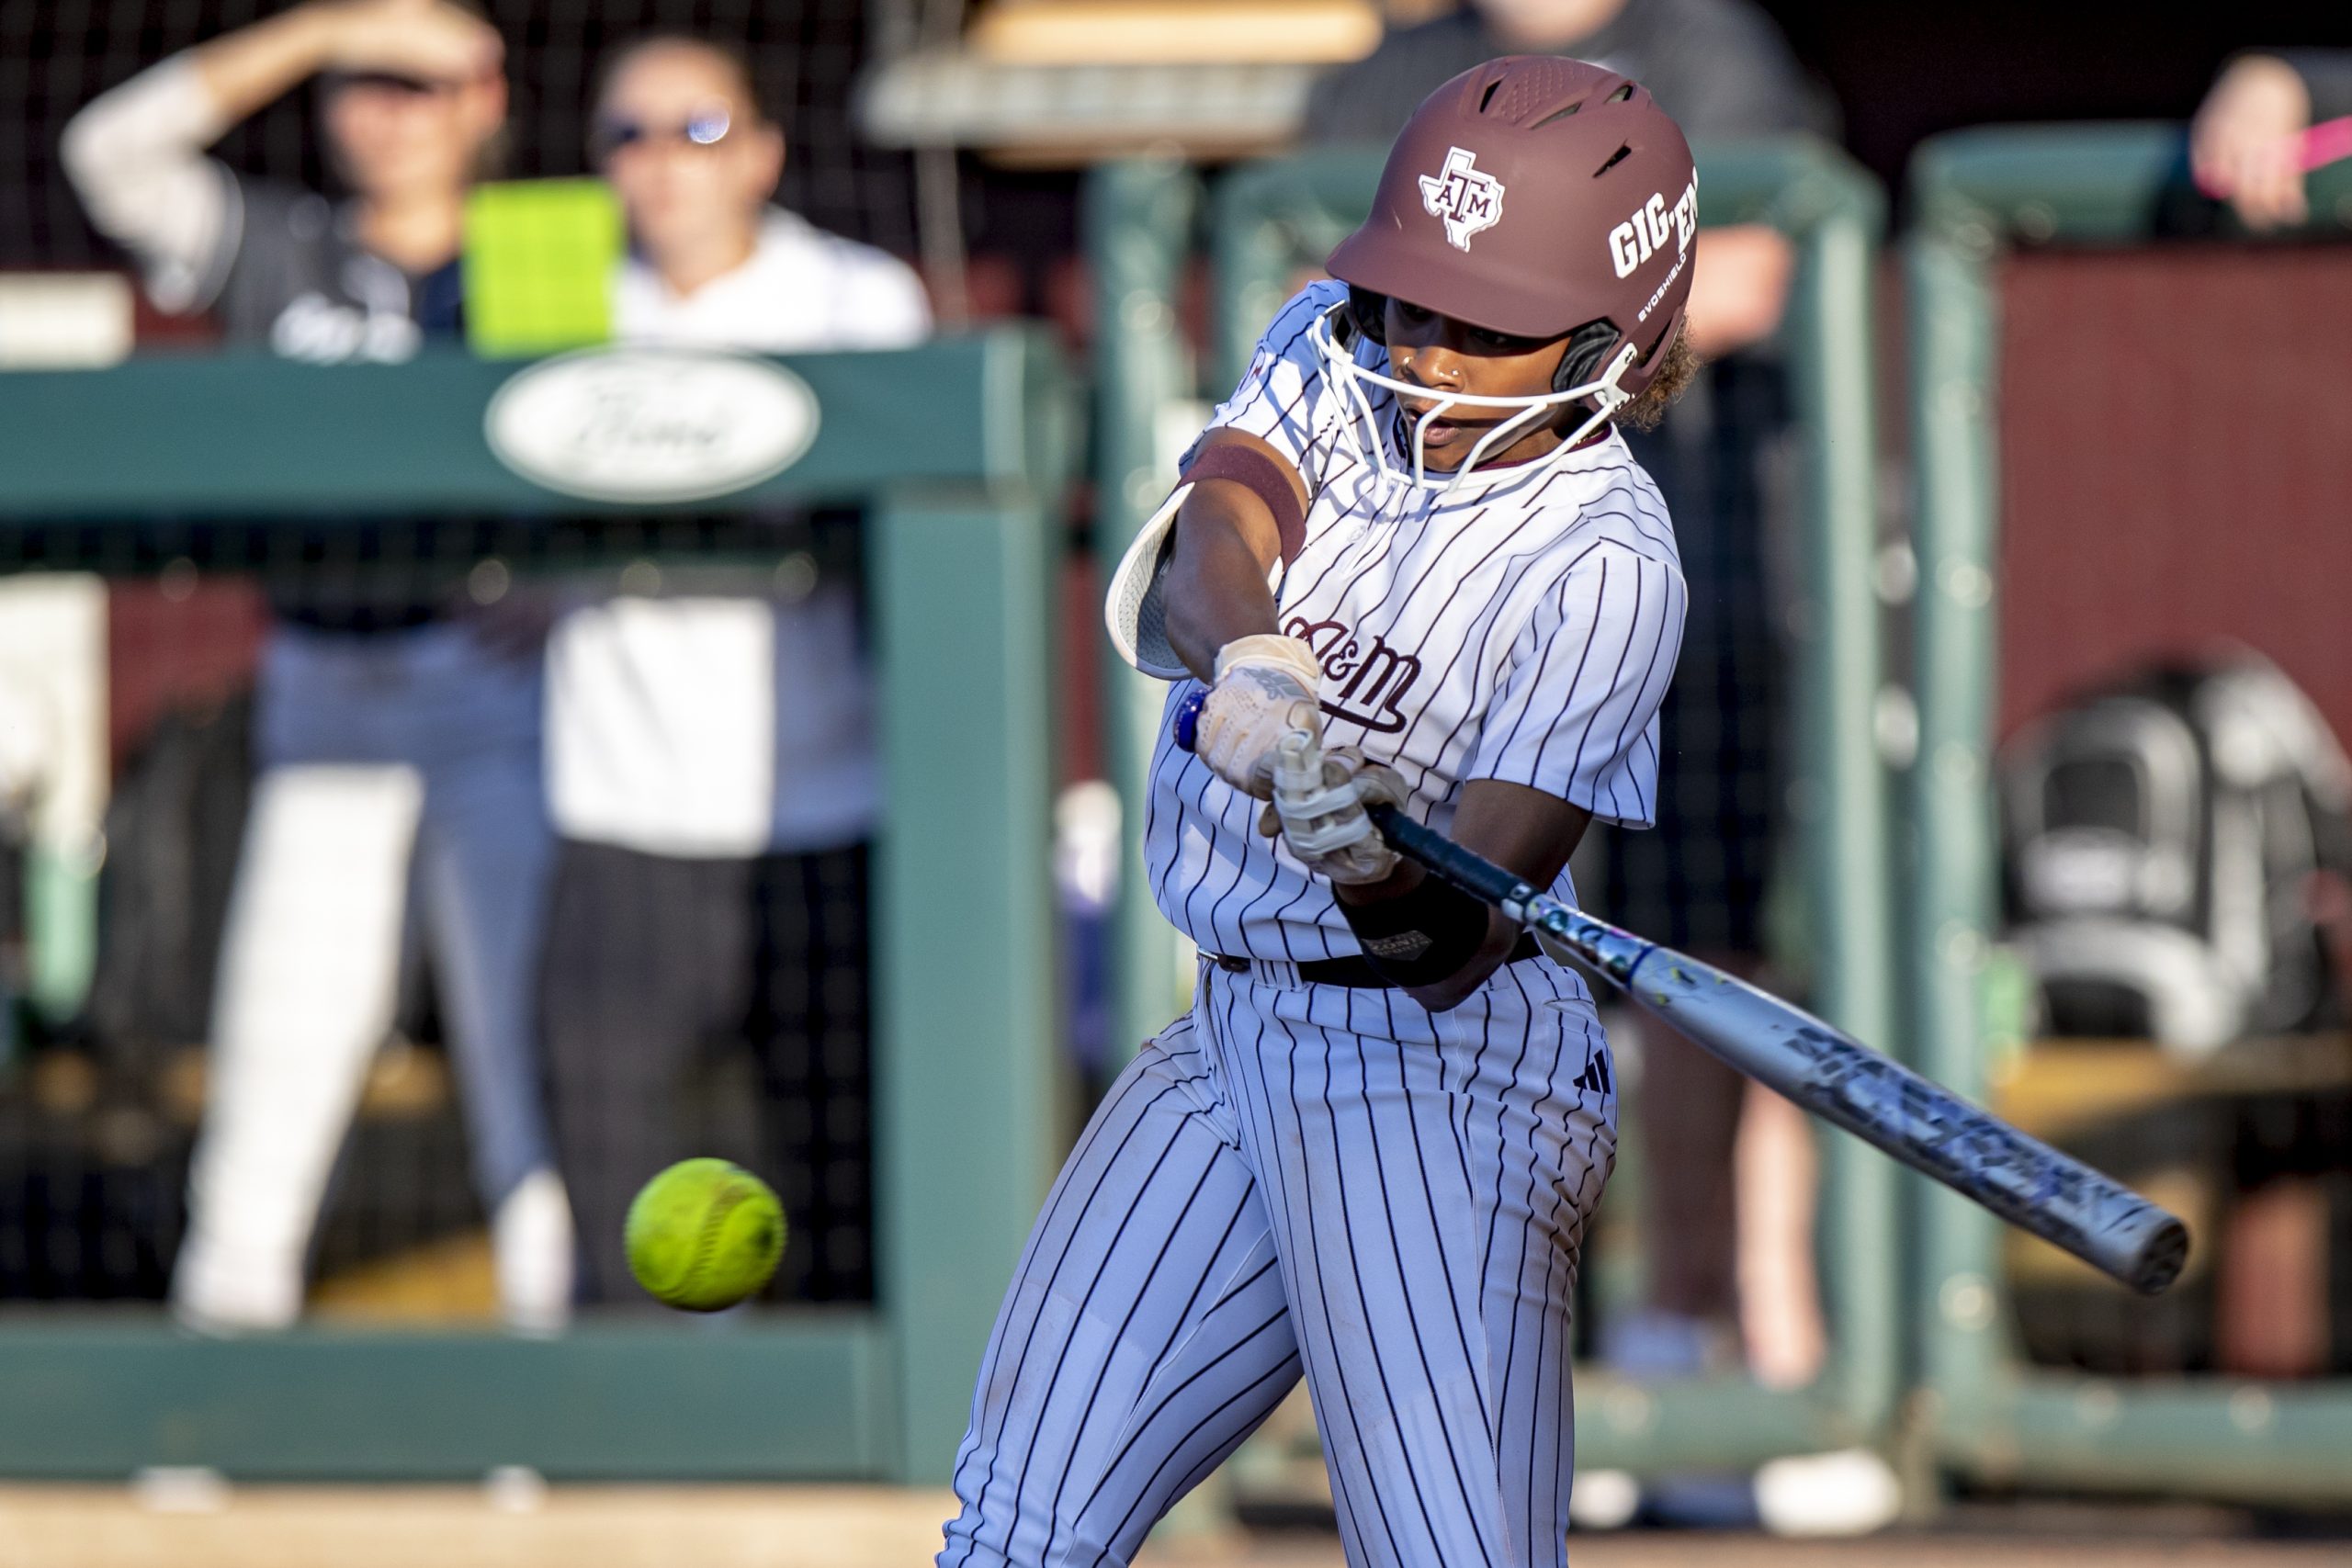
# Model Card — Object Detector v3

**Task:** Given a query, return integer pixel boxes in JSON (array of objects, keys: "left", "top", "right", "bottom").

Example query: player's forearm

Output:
[
  {"left": 1161, "top": 480, "right": 1286, "bottom": 682},
  {"left": 60, "top": 5, "right": 337, "bottom": 250},
  {"left": 187, "top": 5, "right": 343, "bottom": 124},
  {"left": 1333, "top": 859, "right": 1522, "bottom": 1012},
  {"left": 59, "top": 54, "right": 241, "bottom": 299},
  {"left": 1406, "top": 918, "right": 1522, "bottom": 1012},
  {"left": 1343, "top": 778, "right": 1591, "bottom": 1012}
]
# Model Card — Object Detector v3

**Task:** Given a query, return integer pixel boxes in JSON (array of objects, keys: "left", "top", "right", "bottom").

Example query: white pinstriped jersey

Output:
[{"left": 1145, "top": 280, "right": 1689, "bottom": 964}]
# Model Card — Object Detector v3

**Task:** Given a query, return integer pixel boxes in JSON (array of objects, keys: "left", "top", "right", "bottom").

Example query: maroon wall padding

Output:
[
  {"left": 1996, "top": 248, "right": 2352, "bottom": 744},
  {"left": 107, "top": 581, "right": 266, "bottom": 773}
]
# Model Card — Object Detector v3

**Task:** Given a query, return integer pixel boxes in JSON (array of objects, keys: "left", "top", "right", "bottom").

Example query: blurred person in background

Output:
[
  {"left": 538, "top": 35, "right": 930, "bottom": 1305},
  {"left": 1309, "top": 0, "right": 1843, "bottom": 1526},
  {"left": 60, "top": 0, "right": 572, "bottom": 1334},
  {"left": 2193, "top": 49, "right": 2352, "bottom": 231}
]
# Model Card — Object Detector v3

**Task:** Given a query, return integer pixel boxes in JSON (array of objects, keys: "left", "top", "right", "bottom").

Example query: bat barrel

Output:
[{"left": 1618, "top": 944, "right": 2189, "bottom": 1296}]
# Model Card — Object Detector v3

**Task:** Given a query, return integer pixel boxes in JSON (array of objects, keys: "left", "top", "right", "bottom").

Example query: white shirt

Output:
[
  {"left": 546, "top": 210, "right": 931, "bottom": 857},
  {"left": 1145, "top": 282, "right": 1688, "bottom": 962},
  {"left": 610, "top": 209, "right": 933, "bottom": 354}
]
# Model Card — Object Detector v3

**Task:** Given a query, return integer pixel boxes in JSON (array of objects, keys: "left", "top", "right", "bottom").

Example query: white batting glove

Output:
[
  {"left": 1193, "top": 634, "right": 1323, "bottom": 799},
  {"left": 1260, "top": 732, "right": 1408, "bottom": 886}
]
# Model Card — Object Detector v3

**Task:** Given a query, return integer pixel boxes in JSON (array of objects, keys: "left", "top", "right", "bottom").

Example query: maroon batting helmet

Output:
[{"left": 1326, "top": 56, "right": 1699, "bottom": 402}]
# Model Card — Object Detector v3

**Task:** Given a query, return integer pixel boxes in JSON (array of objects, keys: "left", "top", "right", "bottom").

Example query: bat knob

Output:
[
  {"left": 2131, "top": 1213, "right": 2192, "bottom": 1296},
  {"left": 1174, "top": 688, "right": 1206, "bottom": 753}
]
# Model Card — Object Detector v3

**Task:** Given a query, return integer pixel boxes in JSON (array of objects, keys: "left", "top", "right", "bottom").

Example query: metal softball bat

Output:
[{"left": 1364, "top": 804, "right": 2190, "bottom": 1296}]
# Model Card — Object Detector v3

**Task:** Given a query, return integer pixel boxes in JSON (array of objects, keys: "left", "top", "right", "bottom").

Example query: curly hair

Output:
[{"left": 1616, "top": 322, "right": 1701, "bottom": 434}]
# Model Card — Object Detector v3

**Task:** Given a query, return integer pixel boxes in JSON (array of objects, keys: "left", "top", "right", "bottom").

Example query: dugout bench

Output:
[{"left": 0, "top": 333, "right": 1074, "bottom": 1483}]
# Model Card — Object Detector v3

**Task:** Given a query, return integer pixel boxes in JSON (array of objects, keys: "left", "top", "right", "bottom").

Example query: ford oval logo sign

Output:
[{"left": 485, "top": 348, "right": 820, "bottom": 503}]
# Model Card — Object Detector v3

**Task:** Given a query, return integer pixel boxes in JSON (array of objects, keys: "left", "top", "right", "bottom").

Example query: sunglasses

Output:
[{"left": 591, "top": 107, "right": 734, "bottom": 161}]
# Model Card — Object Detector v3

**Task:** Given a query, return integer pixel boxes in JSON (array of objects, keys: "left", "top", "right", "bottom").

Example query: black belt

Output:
[{"left": 1210, "top": 931, "right": 1544, "bottom": 987}]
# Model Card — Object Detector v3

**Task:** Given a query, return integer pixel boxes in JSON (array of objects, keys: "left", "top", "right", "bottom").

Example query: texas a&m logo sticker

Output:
[{"left": 1419, "top": 146, "right": 1505, "bottom": 252}]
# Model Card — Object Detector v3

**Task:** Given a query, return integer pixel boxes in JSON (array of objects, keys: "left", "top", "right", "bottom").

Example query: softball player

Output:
[{"left": 941, "top": 56, "right": 1699, "bottom": 1568}]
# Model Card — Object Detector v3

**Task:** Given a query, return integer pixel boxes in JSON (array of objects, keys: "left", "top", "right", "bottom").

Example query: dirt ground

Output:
[{"left": 1, "top": 1485, "right": 2346, "bottom": 1568}]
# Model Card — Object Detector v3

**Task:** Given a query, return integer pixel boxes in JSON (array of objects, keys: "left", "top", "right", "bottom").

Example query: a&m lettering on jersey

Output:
[
  {"left": 1419, "top": 146, "right": 1506, "bottom": 252},
  {"left": 1284, "top": 615, "right": 1423, "bottom": 734}
]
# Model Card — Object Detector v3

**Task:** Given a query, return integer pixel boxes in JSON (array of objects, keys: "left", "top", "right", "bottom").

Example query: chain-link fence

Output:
[
  {"left": 0, "top": 0, "right": 919, "bottom": 272},
  {"left": 0, "top": 511, "right": 880, "bottom": 1316},
  {"left": 0, "top": 330, "right": 1073, "bottom": 1479},
  {"left": 0, "top": 0, "right": 939, "bottom": 1327}
]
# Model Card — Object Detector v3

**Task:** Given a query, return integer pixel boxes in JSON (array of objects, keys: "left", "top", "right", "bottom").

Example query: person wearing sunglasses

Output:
[
  {"left": 61, "top": 0, "right": 573, "bottom": 1337},
  {"left": 537, "top": 35, "right": 931, "bottom": 1306}
]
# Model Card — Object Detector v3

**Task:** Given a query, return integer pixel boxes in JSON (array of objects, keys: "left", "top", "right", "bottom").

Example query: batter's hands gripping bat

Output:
[{"left": 1170, "top": 689, "right": 2188, "bottom": 1295}]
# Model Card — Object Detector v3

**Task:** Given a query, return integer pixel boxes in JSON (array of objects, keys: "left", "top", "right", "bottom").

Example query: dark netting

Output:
[
  {"left": 0, "top": 0, "right": 924, "bottom": 1323},
  {"left": 1598, "top": 354, "right": 1795, "bottom": 961},
  {"left": 0, "top": 511, "right": 876, "bottom": 1313},
  {"left": 0, "top": 0, "right": 917, "bottom": 271}
]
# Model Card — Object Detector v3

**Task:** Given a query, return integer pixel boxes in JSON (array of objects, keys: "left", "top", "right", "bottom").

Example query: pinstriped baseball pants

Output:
[{"left": 937, "top": 957, "right": 1619, "bottom": 1568}]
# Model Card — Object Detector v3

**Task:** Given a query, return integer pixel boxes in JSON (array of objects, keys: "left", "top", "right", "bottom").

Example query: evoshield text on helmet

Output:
[{"left": 1320, "top": 55, "right": 1701, "bottom": 491}]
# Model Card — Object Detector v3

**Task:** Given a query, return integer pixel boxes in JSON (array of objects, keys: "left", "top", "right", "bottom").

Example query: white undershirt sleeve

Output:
[{"left": 59, "top": 58, "right": 240, "bottom": 312}]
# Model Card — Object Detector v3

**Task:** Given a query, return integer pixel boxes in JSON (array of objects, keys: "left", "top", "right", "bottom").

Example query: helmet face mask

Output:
[{"left": 1311, "top": 302, "right": 1637, "bottom": 495}]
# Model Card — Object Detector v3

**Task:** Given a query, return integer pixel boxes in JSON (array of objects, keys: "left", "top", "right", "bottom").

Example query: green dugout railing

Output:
[
  {"left": 0, "top": 333, "right": 1074, "bottom": 1483},
  {"left": 1090, "top": 137, "right": 1900, "bottom": 1472},
  {"left": 1087, "top": 159, "right": 1206, "bottom": 1070},
  {"left": 1907, "top": 123, "right": 2352, "bottom": 1504}
]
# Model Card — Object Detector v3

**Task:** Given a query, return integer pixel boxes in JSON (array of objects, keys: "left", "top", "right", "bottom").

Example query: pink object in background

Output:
[
  {"left": 2197, "top": 115, "right": 2352, "bottom": 197},
  {"left": 2300, "top": 114, "right": 2352, "bottom": 172}
]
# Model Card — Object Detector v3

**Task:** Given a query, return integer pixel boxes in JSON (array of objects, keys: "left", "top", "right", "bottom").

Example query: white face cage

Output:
[{"left": 1307, "top": 305, "right": 1639, "bottom": 495}]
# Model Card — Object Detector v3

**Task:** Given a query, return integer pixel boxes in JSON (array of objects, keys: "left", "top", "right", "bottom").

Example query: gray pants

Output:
[{"left": 175, "top": 622, "right": 560, "bottom": 1326}]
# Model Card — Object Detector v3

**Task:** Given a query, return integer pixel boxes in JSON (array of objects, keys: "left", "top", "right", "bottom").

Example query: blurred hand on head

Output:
[
  {"left": 594, "top": 39, "right": 784, "bottom": 290},
  {"left": 322, "top": 0, "right": 503, "bottom": 85},
  {"left": 1468, "top": 0, "right": 1628, "bottom": 51},
  {"left": 2191, "top": 54, "right": 2312, "bottom": 231},
  {"left": 318, "top": 0, "right": 504, "bottom": 204}
]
